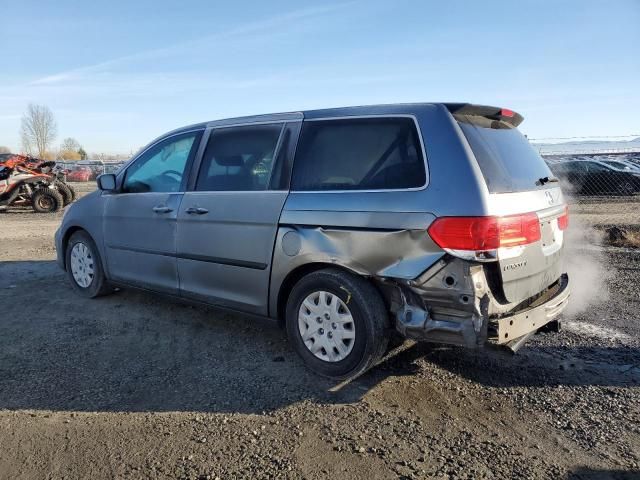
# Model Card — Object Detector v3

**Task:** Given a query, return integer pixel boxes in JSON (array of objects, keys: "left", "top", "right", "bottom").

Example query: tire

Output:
[
  {"left": 55, "top": 181, "right": 76, "bottom": 205},
  {"left": 285, "top": 268, "right": 389, "bottom": 379},
  {"left": 31, "top": 187, "right": 64, "bottom": 213},
  {"left": 65, "top": 230, "right": 112, "bottom": 298}
]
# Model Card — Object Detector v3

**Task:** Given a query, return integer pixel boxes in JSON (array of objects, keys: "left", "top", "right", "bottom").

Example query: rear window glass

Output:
[
  {"left": 291, "top": 117, "right": 426, "bottom": 191},
  {"left": 458, "top": 122, "right": 552, "bottom": 193}
]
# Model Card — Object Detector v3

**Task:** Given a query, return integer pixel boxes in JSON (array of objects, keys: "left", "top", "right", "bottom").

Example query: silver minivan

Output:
[{"left": 55, "top": 103, "right": 570, "bottom": 379}]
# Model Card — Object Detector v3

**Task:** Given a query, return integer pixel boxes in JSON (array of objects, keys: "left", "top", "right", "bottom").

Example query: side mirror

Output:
[{"left": 97, "top": 173, "right": 117, "bottom": 192}]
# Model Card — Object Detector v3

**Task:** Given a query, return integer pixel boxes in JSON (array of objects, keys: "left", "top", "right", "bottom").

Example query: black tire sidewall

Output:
[
  {"left": 32, "top": 188, "right": 63, "bottom": 213},
  {"left": 65, "top": 231, "right": 108, "bottom": 298},
  {"left": 286, "top": 270, "right": 385, "bottom": 379},
  {"left": 55, "top": 181, "right": 73, "bottom": 205}
]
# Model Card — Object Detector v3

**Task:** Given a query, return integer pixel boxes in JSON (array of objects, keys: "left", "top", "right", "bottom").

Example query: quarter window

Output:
[
  {"left": 195, "top": 124, "right": 283, "bottom": 191},
  {"left": 291, "top": 117, "right": 426, "bottom": 191},
  {"left": 123, "top": 131, "right": 201, "bottom": 193}
]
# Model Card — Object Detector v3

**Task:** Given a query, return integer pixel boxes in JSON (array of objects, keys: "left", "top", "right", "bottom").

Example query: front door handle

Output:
[
  {"left": 185, "top": 206, "right": 209, "bottom": 215},
  {"left": 152, "top": 205, "right": 173, "bottom": 214}
]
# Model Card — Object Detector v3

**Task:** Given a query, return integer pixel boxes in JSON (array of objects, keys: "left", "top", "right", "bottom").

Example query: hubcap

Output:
[
  {"left": 39, "top": 196, "right": 52, "bottom": 209},
  {"left": 70, "top": 242, "right": 95, "bottom": 288},
  {"left": 298, "top": 291, "right": 355, "bottom": 362}
]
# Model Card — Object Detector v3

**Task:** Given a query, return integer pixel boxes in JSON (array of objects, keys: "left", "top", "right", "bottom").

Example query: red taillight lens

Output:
[
  {"left": 557, "top": 205, "right": 569, "bottom": 230},
  {"left": 428, "top": 213, "right": 541, "bottom": 251},
  {"left": 500, "top": 108, "right": 515, "bottom": 118}
]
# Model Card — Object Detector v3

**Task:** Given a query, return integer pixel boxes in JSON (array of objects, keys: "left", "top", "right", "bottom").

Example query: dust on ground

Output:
[{"left": 0, "top": 187, "right": 638, "bottom": 479}]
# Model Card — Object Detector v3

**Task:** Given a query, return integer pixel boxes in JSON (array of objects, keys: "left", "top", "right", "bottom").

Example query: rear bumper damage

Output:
[{"left": 383, "top": 257, "right": 570, "bottom": 353}]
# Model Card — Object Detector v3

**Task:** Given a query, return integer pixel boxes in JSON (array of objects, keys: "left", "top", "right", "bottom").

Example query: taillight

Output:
[
  {"left": 557, "top": 205, "right": 569, "bottom": 230},
  {"left": 500, "top": 108, "right": 515, "bottom": 118},
  {"left": 428, "top": 213, "right": 541, "bottom": 253}
]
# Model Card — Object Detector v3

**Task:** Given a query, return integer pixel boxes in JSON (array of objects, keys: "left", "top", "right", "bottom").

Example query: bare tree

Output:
[
  {"left": 20, "top": 104, "right": 57, "bottom": 157},
  {"left": 0, "top": 146, "right": 11, "bottom": 154},
  {"left": 60, "top": 137, "right": 81, "bottom": 152},
  {"left": 58, "top": 137, "right": 83, "bottom": 160}
]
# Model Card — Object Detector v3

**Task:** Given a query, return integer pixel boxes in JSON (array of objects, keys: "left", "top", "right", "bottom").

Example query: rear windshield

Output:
[{"left": 458, "top": 122, "right": 552, "bottom": 193}]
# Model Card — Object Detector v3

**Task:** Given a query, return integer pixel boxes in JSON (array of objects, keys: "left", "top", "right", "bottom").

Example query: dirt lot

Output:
[{"left": 0, "top": 188, "right": 639, "bottom": 479}]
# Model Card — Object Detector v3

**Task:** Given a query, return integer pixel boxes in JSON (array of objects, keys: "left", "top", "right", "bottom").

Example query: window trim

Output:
[
  {"left": 189, "top": 121, "right": 288, "bottom": 193},
  {"left": 290, "top": 114, "right": 429, "bottom": 194}
]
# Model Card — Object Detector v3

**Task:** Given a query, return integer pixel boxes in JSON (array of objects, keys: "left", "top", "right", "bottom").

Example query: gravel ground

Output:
[{"left": 0, "top": 188, "right": 638, "bottom": 479}]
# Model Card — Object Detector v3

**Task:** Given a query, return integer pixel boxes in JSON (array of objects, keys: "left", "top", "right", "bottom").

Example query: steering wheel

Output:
[{"left": 161, "top": 170, "right": 182, "bottom": 181}]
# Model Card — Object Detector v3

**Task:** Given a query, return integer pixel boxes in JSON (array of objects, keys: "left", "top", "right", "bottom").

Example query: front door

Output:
[
  {"left": 103, "top": 130, "right": 203, "bottom": 293},
  {"left": 176, "top": 122, "right": 296, "bottom": 314}
]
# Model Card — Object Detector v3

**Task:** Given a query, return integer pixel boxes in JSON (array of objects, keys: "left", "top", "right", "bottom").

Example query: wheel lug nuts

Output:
[
  {"left": 332, "top": 323, "right": 337, "bottom": 329},
  {"left": 327, "top": 332, "right": 333, "bottom": 339},
  {"left": 324, "top": 313, "right": 330, "bottom": 320},
  {"left": 318, "top": 328, "right": 324, "bottom": 335}
]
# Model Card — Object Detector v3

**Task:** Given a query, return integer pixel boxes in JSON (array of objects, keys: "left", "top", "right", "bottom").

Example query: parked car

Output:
[
  {"left": 549, "top": 160, "right": 640, "bottom": 195},
  {"left": 73, "top": 160, "right": 106, "bottom": 180},
  {"left": 626, "top": 156, "right": 640, "bottom": 168},
  {"left": 55, "top": 103, "right": 570, "bottom": 378},
  {"left": 66, "top": 167, "right": 92, "bottom": 182},
  {"left": 599, "top": 159, "right": 640, "bottom": 173}
]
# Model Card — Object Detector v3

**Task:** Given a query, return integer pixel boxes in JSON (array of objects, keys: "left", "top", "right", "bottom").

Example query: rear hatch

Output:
[{"left": 449, "top": 104, "right": 567, "bottom": 304}]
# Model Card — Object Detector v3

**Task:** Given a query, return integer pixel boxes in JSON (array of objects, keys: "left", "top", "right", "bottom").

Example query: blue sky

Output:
[{"left": 1, "top": 0, "right": 639, "bottom": 153}]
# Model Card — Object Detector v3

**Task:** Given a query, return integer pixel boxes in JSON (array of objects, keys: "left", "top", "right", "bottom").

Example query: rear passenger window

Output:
[
  {"left": 291, "top": 118, "right": 426, "bottom": 191},
  {"left": 195, "top": 124, "right": 283, "bottom": 191}
]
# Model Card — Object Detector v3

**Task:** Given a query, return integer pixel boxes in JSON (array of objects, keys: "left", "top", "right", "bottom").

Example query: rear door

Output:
[
  {"left": 176, "top": 122, "right": 300, "bottom": 314},
  {"left": 455, "top": 113, "right": 567, "bottom": 303},
  {"left": 103, "top": 130, "right": 203, "bottom": 293}
]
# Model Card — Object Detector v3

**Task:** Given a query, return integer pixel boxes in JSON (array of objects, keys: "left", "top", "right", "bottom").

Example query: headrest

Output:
[{"left": 216, "top": 155, "right": 243, "bottom": 167}]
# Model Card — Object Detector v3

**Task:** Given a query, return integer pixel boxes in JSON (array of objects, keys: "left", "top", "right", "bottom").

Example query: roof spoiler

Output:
[{"left": 445, "top": 103, "right": 524, "bottom": 128}]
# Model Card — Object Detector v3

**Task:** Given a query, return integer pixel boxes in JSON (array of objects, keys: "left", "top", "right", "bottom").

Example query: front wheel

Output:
[
  {"left": 65, "top": 231, "right": 112, "bottom": 298},
  {"left": 286, "top": 268, "right": 389, "bottom": 379}
]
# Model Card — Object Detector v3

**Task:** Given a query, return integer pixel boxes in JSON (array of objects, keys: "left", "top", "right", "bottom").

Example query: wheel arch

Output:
[{"left": 275, "top": 262, "right": 373, "bottom": 327}]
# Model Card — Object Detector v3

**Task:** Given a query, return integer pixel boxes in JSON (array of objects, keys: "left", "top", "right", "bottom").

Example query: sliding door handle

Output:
[
  {"left": 152, "top": 205, "right": 173, "bottom": 214},
  {"left": 185, "top": 206, "right": 209, "bottom": 215}
]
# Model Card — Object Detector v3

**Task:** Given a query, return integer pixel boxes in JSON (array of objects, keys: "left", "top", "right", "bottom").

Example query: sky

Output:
[{"left": 1, "top": 0, "right": 639, "bottom": 154}]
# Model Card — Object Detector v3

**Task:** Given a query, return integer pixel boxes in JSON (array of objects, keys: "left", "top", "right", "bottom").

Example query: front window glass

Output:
[{"left": 123, "top": 132, "right": 201, "bottom": 193}]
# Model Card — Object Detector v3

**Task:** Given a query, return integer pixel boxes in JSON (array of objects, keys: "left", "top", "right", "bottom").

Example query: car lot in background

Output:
[
  {"left": 546, "top": 155, "right": 640, "bottom": 196},
  {"left": 65, "top": 166, "right": 92, "bottom": 182}
]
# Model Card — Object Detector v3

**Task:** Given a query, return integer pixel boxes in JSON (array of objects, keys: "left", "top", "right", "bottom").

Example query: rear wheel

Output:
[
  {"left": 31, "top": 187, "right": 63, "bottom": 213},
  {"left": 286, "top": 268, "right": 389, "bottom": 379},
  {"left": 65, "top": 230, "right": 111, "bottom": 298},
  {"left": 55, "top": 181, "right": 76, "bottom": 205}
]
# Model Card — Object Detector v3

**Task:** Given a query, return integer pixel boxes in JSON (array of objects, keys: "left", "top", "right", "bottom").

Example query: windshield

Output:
[
  {"left": 458, "top": 122, "right": 553, "bottom": 193},
  {"left": 603, "top": 161, "right": 627, "bottom": 170}
]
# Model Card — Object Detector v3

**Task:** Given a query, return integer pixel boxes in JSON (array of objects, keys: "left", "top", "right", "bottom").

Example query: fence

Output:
[
  {"left": 57, "top": 160, "right": 126, "bottom": 181},
  {"left": 541, "top": 152, "right": 640, "bottom": 232}
]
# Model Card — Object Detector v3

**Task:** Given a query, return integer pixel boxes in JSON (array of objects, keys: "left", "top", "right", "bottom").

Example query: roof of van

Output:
[
  {"left": 168, "top": 103, "right": 438, "bottom": 133},
  {"left": 165, "top": 102, "right": 521, "bottom": 137}
]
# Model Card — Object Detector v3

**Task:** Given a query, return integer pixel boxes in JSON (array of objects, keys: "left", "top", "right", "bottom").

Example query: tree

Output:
[
  {"left": 58, "top": 137, "right": 83, "bottom": 160},
  {"left": 78, "top": 147, "right": 87, "bottom": 160},
  {"left": 60, "top": 137, "right": 80, "bottom": 152},
  {"left": 0, "top": 146, "right": 10, "bottom": 154},
  {"left": 57, "top": 149, "right": 81, "bottom": 161},
  {"left": 20, "top": 104, "right": 57, "bottom": 157}
]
